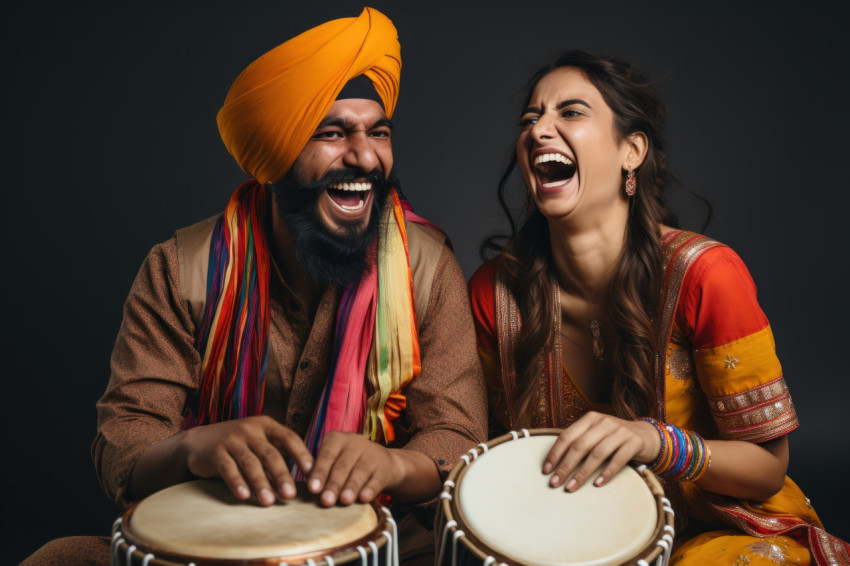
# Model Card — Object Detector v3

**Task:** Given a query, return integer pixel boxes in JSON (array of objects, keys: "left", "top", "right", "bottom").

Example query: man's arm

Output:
[{"left": 93, "top": 239, "right": 312, "bottom": 507}]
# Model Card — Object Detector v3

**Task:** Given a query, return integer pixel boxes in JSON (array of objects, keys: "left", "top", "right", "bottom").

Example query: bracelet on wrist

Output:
[{"left": 639, "top": 417, "right": 711, "bottom": 482}]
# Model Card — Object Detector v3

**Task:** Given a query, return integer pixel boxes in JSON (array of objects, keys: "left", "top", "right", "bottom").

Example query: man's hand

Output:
[
  {"left": 306, "top": 431, "right": 437, "bottom": 506},
  {"left": 181, "top": 416, "right": 314, "bottom": 506}
]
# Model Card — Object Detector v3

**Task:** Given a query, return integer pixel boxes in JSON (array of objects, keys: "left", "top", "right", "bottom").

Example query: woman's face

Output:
[{"left": 517, "top": 67, "right": 632, "bottom": 223}]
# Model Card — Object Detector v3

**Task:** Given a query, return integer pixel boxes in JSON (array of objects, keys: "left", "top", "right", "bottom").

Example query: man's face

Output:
[
  {"left": 288, "top": 98, "right": 394, "bottom": 237},
  {"left": 269, "top": 98, "right": 395, "bottom": 288}
]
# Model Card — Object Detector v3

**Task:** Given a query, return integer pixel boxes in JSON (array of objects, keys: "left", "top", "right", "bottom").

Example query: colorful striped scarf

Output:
[{"left": 185, "top": 181, "right": 421, "bottom": 457}]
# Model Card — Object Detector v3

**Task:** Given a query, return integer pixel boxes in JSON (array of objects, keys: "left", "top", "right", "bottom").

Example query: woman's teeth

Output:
[{"left": 534, "top": 153, "right": 574, "bottom": 167}]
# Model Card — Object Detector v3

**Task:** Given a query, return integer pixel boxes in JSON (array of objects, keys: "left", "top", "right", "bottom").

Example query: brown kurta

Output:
[{"left": 93, "top": 221, "right": 487, "bottom": 511}]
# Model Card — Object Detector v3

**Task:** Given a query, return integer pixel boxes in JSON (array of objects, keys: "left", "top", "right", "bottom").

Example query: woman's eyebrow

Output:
[{"left": 557, "top": 98, "right": 592, "bottom": 109}]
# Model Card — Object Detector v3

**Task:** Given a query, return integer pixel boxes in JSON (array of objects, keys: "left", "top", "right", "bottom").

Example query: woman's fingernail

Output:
[
  {"left": 309, "top": 478, "right": 321, "bottom": 492},
  {"left": 566, "top": 479, "right": 577, "bottom": 492},
  {"left": 543, "top": 463, "right": 552, "bottom": 474},
  {"left": 549, "top": 474, "right": 561, "bottom": 487},
  {"left": 281, "top": 482, "right": 296, "bottom": 498},
  {"left": 236, "top": 485, "right": 250, "bottom": 499},
  {"left": 594, "top": 476, "right": 604, "bottom": 487}
]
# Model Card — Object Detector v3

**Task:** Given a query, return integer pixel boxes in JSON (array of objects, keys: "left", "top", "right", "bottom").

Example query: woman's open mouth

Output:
[{"left": 534, "top": 153, "right": 576, "bottom": 189}]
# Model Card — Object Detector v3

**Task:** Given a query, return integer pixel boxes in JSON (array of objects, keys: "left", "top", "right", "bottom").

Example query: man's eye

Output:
[
  {"left": 370, "top": 130, "right": 390, "bottom": 138},
  {"left": 315, "top": 131, "right": 342, "bottom": 139}
]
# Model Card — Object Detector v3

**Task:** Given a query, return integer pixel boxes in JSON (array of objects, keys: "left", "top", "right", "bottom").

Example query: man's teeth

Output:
[
  {"left": 534, "top": 153, "right": 574, "bottom": 166},
  {"left": 338, "top": 200, "right": 366, "bottom": 211},
  {"left": 328, "top": 182, "right": 372, "bottom": 192}
]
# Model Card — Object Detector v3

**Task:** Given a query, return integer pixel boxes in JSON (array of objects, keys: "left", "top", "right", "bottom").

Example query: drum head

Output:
[
  {"left": 127, "top": 479, "right": 379, "bottom": 560},
  {"left": 456, "top": 436, "right": 658, "bottom": 566}
]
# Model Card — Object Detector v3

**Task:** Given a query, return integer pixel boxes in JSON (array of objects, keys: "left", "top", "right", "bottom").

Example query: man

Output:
[{"left": 23, "top": 7, "right": 485, "bottom": 566}]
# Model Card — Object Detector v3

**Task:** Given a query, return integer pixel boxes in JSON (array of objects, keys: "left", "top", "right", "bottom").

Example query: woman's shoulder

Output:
[
  {"left": 468, "top": 256, "right": 501, "bottom": 295},
  {"left": 467, "top": 256, "right": 503, "bottom": 345},
  {"left": 661, "top": 229, "right": 750, "bottom": 277},
  {"left": 667, "top": 231, "right": 768, "bottom": 347}
]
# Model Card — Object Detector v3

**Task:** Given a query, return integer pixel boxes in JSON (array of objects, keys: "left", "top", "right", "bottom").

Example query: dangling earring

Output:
[
  {"left": 524, "top": 191, "right": 534, "bottom": 212},
  {"left": 625, "top": 165, "right": 637, "bottom": 196}
]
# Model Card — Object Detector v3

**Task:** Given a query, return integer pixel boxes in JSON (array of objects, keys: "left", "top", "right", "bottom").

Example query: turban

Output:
[{"left": 216, "top": 7, "right": 401, "bottom": 185}]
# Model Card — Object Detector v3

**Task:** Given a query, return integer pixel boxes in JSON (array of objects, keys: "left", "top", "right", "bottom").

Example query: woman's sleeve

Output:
[{"left": 676, "top": 246, "right": 799, "bottom": 443}]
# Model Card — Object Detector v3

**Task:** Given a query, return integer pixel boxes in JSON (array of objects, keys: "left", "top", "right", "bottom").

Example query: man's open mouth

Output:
[
  {"left": 327, "top": 182, "right": 372, "bottom": 212},
  {"left": 534, "top": 153, "right": 576, "bottom": 188}
]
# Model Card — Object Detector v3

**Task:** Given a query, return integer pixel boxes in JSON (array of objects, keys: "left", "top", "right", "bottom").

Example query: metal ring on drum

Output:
[{"left": 437, "top": 429, "right": 675, "bottom": 566}]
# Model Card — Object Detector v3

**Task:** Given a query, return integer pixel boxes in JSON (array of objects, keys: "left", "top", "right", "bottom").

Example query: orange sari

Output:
[{"left": 468, "top": 231, "right": 850, "bottom": 565}]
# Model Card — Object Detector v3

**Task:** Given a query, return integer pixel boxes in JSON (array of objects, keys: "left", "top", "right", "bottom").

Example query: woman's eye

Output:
[
  {"left": 562, "top": 109, "right": 581, "bottom": 118},
  {"left": 519, "top": 116, "right": 538, "bottom": 127}
]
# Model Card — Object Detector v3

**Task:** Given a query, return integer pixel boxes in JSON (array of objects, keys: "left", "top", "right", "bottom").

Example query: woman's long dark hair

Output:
[{"left": 488, "top": 50, "right": 681, "bottom": 423}]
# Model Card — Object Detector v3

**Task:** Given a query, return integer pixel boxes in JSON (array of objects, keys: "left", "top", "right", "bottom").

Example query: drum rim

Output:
[
  {"left": 440, "top": 429, "right": 674, "bottom": 566},
  {"left": 117, "top": 481, "right": 392, "bottom": 565}
]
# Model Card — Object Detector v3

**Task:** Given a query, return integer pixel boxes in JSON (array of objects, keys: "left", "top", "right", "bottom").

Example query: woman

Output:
[{"left": 468, "top": 51, "right": 848, "bottom": 565}]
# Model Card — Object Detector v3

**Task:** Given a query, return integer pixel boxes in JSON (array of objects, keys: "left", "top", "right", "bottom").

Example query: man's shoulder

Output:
[
  {"left": 405, "top": 220, "right": 448, "bottom": 266},
  {"left": 173, "top": 213, "right": 223, "bottom": 328}
]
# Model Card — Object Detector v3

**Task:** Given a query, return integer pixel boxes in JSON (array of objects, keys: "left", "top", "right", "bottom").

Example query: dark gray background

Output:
[{"left": 5, "top": 1, "right": 849, "bottom": 563}]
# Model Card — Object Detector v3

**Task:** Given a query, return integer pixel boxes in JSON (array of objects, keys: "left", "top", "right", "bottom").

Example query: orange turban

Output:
[{"left": 216, "top": 7, "right": 401, "bottom": 185}]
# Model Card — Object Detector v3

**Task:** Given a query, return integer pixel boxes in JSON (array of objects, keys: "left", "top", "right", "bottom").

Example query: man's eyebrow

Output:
[
  {"left": 557, "top": 99, "right": 591, "bottom": 109},
  {"left": 315, "top": 116, "right": 394, "bottom": 130},
  {"left": 372, "top": 117, "right": 394, "bottom": 130}
]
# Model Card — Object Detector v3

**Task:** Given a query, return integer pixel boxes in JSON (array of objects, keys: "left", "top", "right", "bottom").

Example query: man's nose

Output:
[{"left": 342, "top": 133, "right": 379, "bottom": 173}]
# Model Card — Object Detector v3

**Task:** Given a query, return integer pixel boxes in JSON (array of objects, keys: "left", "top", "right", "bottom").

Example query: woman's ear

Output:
[{"left": 623, "top": 131, "right": 648, "bottom": 170}]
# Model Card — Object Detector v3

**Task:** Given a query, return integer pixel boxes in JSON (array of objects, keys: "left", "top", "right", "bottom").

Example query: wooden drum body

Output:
[
  {"left": 437, "top": 430, "right": 675, "bottom": 566},
  {"left": 111, "top": 479, "right": 398, "bottom": 566}
]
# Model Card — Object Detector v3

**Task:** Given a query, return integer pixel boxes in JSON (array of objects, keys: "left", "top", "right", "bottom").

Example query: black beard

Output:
[{"left": 272, "top": 168, "right": 394, "bottom": 288}]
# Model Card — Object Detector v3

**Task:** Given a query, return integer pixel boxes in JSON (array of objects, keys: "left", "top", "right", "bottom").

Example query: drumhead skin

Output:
[
  {"left": 127, "top": 479, "right": 379, "bottom": 560},
  {"left": 456, "top": 435, "right": 658, "bottom": 566}
]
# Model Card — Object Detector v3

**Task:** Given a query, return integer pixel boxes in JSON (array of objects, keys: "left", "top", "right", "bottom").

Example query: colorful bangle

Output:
[{"left": 639, "top": 417, "right": 711, "bottom": 482}]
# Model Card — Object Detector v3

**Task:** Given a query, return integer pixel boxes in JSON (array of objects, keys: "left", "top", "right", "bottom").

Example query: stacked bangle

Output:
[{"left": 640, "top": 417, "right": 711, "bottom": 482}]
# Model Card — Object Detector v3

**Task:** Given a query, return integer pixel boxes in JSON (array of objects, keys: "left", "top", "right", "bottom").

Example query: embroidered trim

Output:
[
  {"left": 495, "top": 268, "right": 519, "bottom": 430},
  {"left": 707, "top": 376, "right": 798, "bottom": 442},
  {"left": 654, "top": 232, "right": 725, "bottom": 420},
  {"left": 708, "top": 376, "right": 790, "bottom": 414}
]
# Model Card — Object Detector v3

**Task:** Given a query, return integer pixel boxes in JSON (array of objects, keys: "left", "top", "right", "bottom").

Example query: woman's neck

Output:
[{"left": 547, "top": 205, "right": 628, "bottom": 304}]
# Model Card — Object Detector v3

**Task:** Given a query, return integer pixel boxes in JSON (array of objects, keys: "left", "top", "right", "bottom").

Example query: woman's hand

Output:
[{"left": 543, "top": 412, "right": 660, "bottom": 491}]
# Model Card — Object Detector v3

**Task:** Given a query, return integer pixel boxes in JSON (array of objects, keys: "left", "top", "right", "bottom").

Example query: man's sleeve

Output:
[
  {"left": 395, "top": 245, "right": 488, "bottom": 476},
  {"left": 92, "top": 238, "right": 200, "bottom": 510}
]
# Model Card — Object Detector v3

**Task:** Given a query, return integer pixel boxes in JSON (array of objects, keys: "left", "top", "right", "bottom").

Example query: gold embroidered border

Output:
[
  {"left": 495, "top": 266, "right": 519, "bottom": 429},
  {"left": 654, "top": 232, "right": 724, "bottom": 419},
  {"left": 708, "top": 376, "right": 798, "bottom": 441},
  {"left": 708, "top": 376, "right": 790, "bottom": 414}
]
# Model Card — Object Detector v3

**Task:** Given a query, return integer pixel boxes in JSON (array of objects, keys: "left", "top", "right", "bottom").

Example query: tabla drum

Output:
[
  {"left": 437, "top": 429, "right": 675, "bottom": 566},
  {"left": 111, "top": 479, "right": 398, "bottom": 566}
]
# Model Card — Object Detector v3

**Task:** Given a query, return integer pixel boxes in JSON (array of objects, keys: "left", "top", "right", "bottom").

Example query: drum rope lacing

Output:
[{"left": 110, "top": 505, "right": 399, "bottom": 566}]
